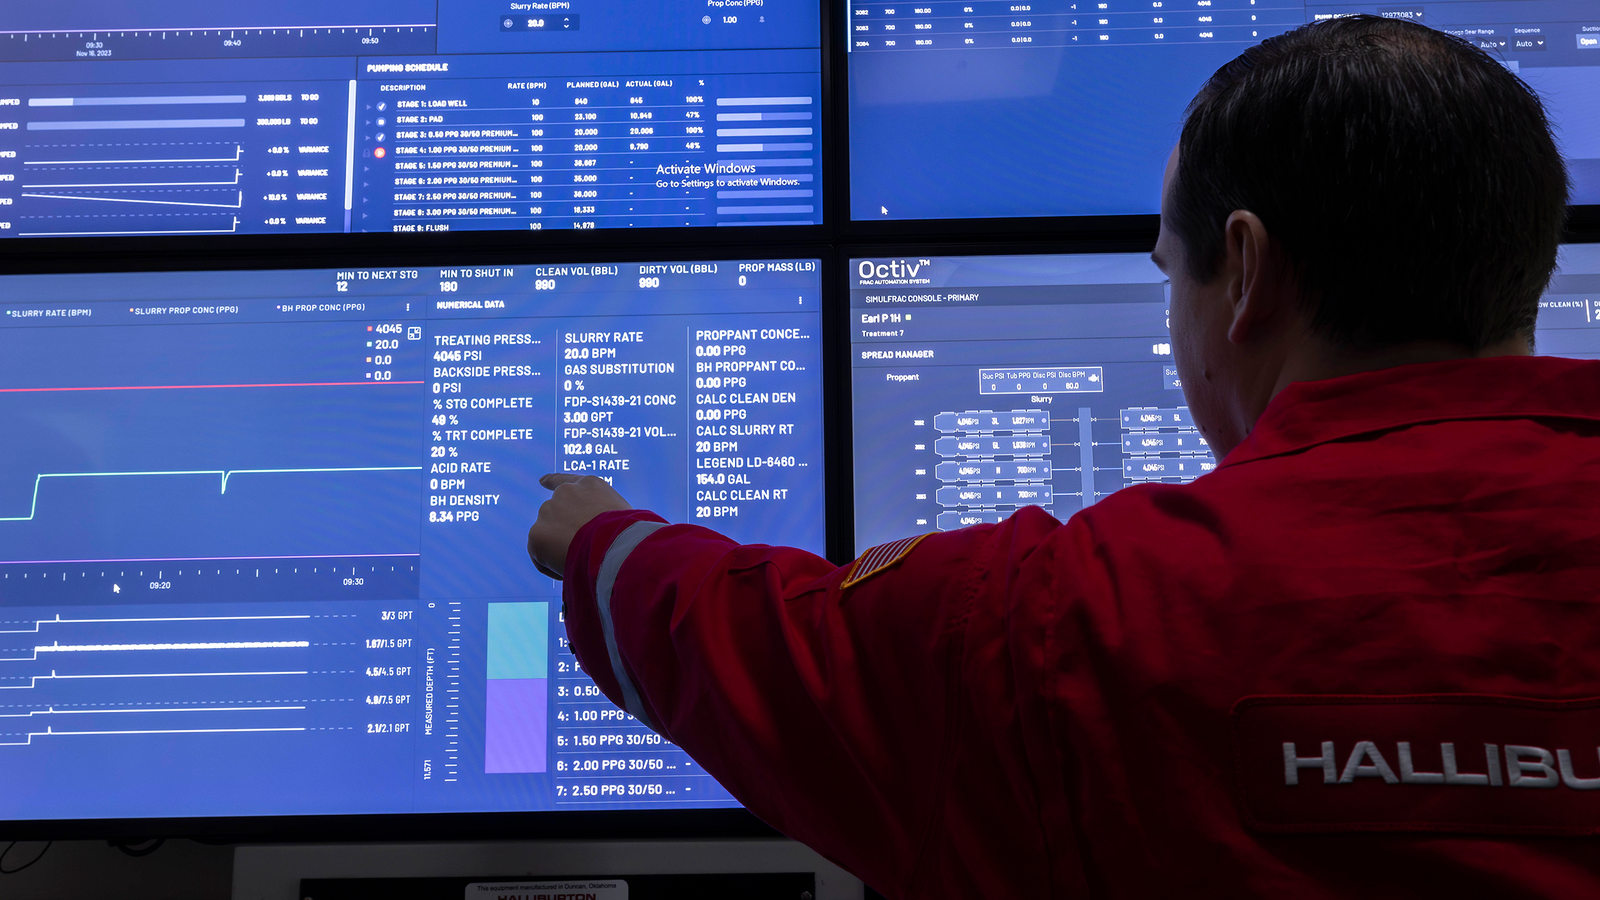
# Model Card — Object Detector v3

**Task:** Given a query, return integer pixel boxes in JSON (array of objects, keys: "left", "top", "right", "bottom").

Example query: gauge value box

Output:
[
  {"left": 1123, "top": 455, "right": 1216, "bottom": 480},
  {"left": 1120, "top": 407, "right": 1194, "bottom": 430},
  {"left": 937, "top": 484, "right": 1053, "bottom": 506},
  {"left": 979, "top": 366, "right": 1103, "bottom": 394},
  {"left": 935, "top": 434, "right": 1050, "bottom": 457},
  {"left": 937, "top": 509, "right": 1021, "bottom": 530},
  {"left": 933, "top": 410, "right": 1050, "bottom": 432},
  {"left": 933, "top": 459, "right": 1052, "bottom": 482},
  {"left": 1122, "top": 430, "right": 1208, "bottom": 455}
]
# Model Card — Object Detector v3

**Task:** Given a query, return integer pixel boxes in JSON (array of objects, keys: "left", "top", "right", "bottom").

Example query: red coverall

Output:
[{"left": 559, "top": 355, "right": 1600, "bottom": 897}]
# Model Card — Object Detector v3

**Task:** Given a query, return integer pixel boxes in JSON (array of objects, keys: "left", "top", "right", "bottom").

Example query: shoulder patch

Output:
[{"left": 841, "top": 533, "right": 931, "bottom": 589}]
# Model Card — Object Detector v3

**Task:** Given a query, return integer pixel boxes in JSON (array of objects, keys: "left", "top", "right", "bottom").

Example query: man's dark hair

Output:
[{"left": 1170, "top": 16, "right": 1568, "bottom": 351}]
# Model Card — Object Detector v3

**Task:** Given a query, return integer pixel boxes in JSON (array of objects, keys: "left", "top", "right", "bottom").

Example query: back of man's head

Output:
[{"left": 1170, "top": 16, "right": 1568, "bottom": 353}]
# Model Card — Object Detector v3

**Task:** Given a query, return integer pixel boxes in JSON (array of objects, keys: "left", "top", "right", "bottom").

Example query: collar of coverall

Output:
[{"left": 1216, "top": 354, "right": 1600, "bottom": 471}]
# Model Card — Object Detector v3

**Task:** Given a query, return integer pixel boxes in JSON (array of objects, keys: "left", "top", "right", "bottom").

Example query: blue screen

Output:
[
  {"left": 849, "top": 248, "right": 1600, "bottom": 551},
  {"left": 847, "top": 2, "right": 1600, "bottom": 221},
  {"left": 0, "top": 258, "right": 824, "bottom": 820},
  {"left": 0, "top": 1, "right": 822, "bottom": 238}
]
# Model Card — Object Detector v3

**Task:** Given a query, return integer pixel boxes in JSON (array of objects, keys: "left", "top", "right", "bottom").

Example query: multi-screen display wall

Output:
[{"left": 2, "top": 0, "right": 1599, "bottom": 832}]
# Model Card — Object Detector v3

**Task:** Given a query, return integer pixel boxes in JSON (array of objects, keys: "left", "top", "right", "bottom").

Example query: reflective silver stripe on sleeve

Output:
[{"left": 594, "top": 519, "right": 668, "bottom": 733}]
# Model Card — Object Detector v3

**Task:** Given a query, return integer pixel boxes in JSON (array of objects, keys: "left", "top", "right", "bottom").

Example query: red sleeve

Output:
[{"left": 560, "top": 508, "right": 1010, "bottom": 893}]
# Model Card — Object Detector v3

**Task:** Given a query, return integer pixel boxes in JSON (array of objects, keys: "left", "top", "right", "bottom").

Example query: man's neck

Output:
[{"left": 1270, "top": 334, "right": 1533, "bottom": 400}]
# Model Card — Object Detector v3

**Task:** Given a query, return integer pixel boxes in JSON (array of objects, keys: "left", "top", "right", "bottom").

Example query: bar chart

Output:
[{"left": 484, "top": 602, "right": 548, "bottom": 775}]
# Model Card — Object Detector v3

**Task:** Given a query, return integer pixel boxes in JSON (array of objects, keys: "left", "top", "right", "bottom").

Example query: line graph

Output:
[
  {"left": 20, "top": 129, "right": 249, "bottom": 234},
  {"left": 0, "top": 615, "right": 315, "bottom": 687},
  {"left": 0, "top": 311, "right": 426, "bottom": 579},
  {"left": 13, "top": 71, "right": 344, "bottom": 236},
  {"left": 23, "top": 171, "right": 242, "bottom": 189},
  {"left": 0, "top": 670, "right": 310, "bottom": 690},
  {"left": 0, "top": 380, "right": 425, "bottom": 394},
  {"left": 0, "top": 467, "right": 423, "bottom": 523},
  {"left": 0, "top": 22, "right": 433, "bottom": 34},
  {"left": 3, "top": 641, "right": 311, "bottom": 661},
  {"left": 0, "top": 726, "right": 307, "bottom": 747},
  {"left": 0, "top": 614, "right": 312, "bottom": 634},
  {"left": 0, "top": 610, "right": 329, "bottom": 747},
  {"left": 22, "top": 147, "right": 244, "bottom": 166},
  {"left": 0, "top": 705, "right": 305, "bottom": 716},
  {"left": 20, "top": 191, "right": 243, "bottom": 209},
  {"left": 18, "top": 218, "right": 244, "bottom": 238}
]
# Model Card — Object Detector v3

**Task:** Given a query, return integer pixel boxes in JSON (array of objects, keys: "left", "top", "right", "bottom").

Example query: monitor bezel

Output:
[
  {"left": 835, "top": 237, "right": 1161, "bottom": 557},
  {"left": 827, "top": 0, "right": 1600, "bottom": 239},
  {"left": 0, "top": 0, "right": 840, "bottom": 257},
  {"left": 833, "top": 232, "right": 1600, "bottom": 557},
  {"left": 0, "top": 242, "right": 844, "bottom": 842}
]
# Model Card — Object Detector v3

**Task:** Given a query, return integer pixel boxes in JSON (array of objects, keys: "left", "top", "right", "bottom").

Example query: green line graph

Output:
[{"left": 0, "top": 467, "right": 423, "bottom": 522}]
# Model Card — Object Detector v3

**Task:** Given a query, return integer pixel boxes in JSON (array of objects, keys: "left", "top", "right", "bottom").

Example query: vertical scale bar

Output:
[
  {"left": 343, "top": 79, "right": 357, "bottom": 231},
  {"left": 483, "top": 602, "right": 549, "bottom": 773},
  {"left": 687, "top": 326, "right": 692, "bottom": 522},
  {"left": 1078, "top": 408, "right": 1096, "bottom": 509},
  {"left": 445, "top": 599, "right": 461, "bottom": 781}
]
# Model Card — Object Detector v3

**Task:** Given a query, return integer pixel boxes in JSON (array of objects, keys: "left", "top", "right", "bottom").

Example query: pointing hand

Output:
[{"left": 527, "top": 474, "right": 632, "bottom": 579}]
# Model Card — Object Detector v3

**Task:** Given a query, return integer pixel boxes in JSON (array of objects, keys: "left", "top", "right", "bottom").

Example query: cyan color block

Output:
[{"left": 486, "top": 601, "right": 548, "bottom": 679}]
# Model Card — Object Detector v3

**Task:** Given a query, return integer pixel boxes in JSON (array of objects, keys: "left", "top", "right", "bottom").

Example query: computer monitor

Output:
[
  {"left": 1541, "top": 243, "right": 1600, "bottom": 361},
  {"left": 0, "top": 0, "right": 822, "bottom": 238},
  {"left": 848, "top": 247, "right": 1600, "bottom": 551},
  {"left": 0, "top": 256, "right": 824, "bottom": 825},
  {"left": 845, "top": 5, "right": 1600, "bottom": 223}
]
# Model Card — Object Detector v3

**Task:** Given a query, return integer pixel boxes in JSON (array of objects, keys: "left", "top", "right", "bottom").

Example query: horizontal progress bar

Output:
[
  {"left": 715, "top": 112, "right": 812, "bottom": 122},
  {"left": 715, "top": 127, "right": 813, "bottom": 137},
  {"left": 715, "top": 158, "right": 813, "bottom": 167},
  {"left": 715, "top": 96, "right": 812, "bottom": 106},
  {"left": 715, "top": 142, "right": 813, "bottom": 152},
  {"left": 0, "top": 381, "right": 423, "bottom": 393},
  {"left": 30, "top": 95, "right": 246, "bottom": 107},
  {"left": 27, "top": 118, "right": 245, "bottom": 131},
  {"left": 716, "top": 204, "right": 814, "bottom": 214},
  {"left": 716, "top": 189, "right": 814, "bottom": 199}
]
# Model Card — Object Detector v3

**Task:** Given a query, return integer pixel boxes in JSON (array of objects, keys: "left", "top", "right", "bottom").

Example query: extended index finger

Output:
[{"left": 539, "top": 472, "right": 585, "bottom": 490}]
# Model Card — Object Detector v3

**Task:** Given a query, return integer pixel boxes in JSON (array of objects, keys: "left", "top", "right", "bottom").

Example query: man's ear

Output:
[{"left": 1222, "top": 210, "right": 1289, "bottom": 346}]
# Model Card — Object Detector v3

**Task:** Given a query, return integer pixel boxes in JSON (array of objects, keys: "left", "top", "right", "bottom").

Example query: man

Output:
[{"left": 529, "top": 16, "right": 1600, "bottom": 897}]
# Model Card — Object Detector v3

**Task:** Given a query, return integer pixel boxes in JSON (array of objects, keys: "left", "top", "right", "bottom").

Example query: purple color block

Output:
[{"left": 484, "top": 678, "right": 548, "bottom": 773}]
